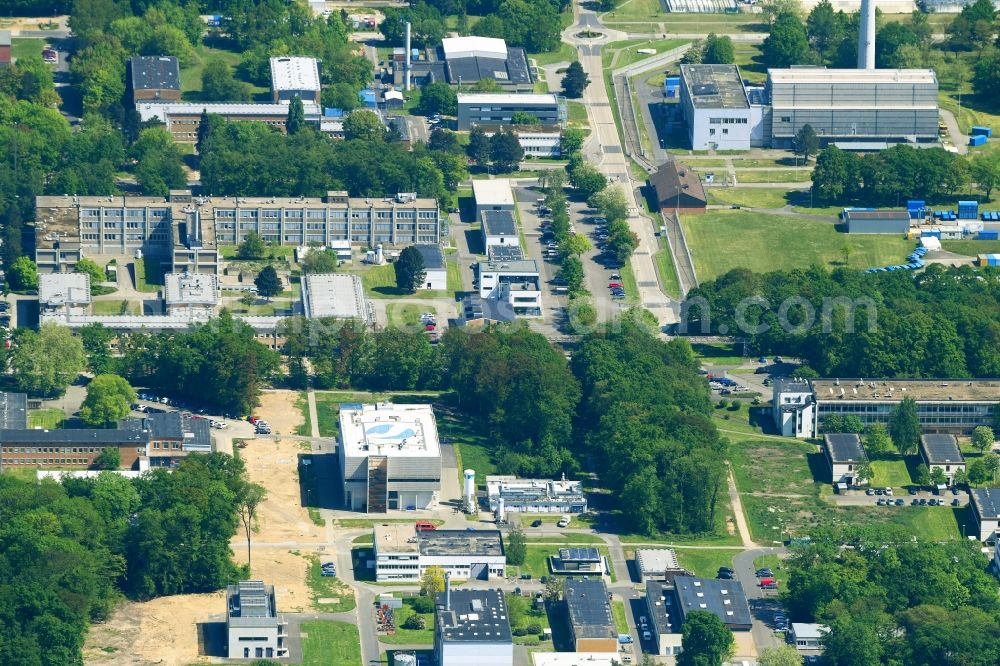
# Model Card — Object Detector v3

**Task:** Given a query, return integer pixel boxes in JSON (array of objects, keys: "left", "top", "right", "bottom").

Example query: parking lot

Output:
[{"left": 830, "top": 486, "right": 969, "bottom": 508}]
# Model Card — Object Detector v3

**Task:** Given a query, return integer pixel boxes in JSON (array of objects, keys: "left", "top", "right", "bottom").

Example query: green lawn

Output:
[
  {"left": 680, "top": 211, "right": 915, "bottom": 282},
  {"left": 301, "top": 621, "right": 362, "bottom": 666},
  {"left": 674, "top": 548, "right": 743, "bottom": 578},
  {"left": 729, "top": 439, "right": 820, "bottom": 495},
  {"left": 386, "top": 303, "right": 431, "bottom": 329},
  {"left": 453, "top": 442, "right": 496, "bottom": 488},
  {"left": 567, "top": 100, "right": 588, "bottom": 128},
  {"left": 306, "top": 555, "right": 356, "bottom": 613},
  {"left": 353, "top": 533, "right": 374, "bottom": 545},
  {"left": 11, "top": 38, "right": 43, "bottom": 62},
  {"left": 869, "top": 456, "right": 917, "bottom": 489},
  {"left": 516, "top": 545, "right": 616, "bottom": 581},
  {"left": 380, "top": 599, "right": 434, "bottom": 645},
  {"left": 612, "top": 600, "right": 629, "bottom": 635},
  {"left": 524, "top": 533, "right": 605, "bottom": 544},
  {"left": 705, "top": 187, "right": 804, "bottom": 209},
  {"left": 735, "top": 169, "right": 813, "bottom": 184},
  {"left": 653, "top": 239, "right": 681, "bottom": 299},
  {"left": 692, "top": 342, "right": 745, "bottom": 365},
  {"left": 313, "top": 391, "right": 442, "bottom": 437},
  {"left": 28, "top": 408, "right": 65, "bottom": 429},
  {"left": 602, "top": 38, "right": 691, "bottom": 70},
  {"left": 619, "top": 258, "right": 641, "bottom": 304},
  {"left": 519, "top": 513, "right": 597, "bottom": 530},
  {"left": 295, "top": 393, "right": 311, "bottom": 437},
  {"left": 506, "top": 592, "right": 551, "bottom": 645},
  {"left": 134, "top": 258, "right": 164, "bottom": 293},
  {"left": 942, "top": 240, "right": 1000, "bottom": 256},
  {"left": 529, "top": 43, "right": 578, "bottom": 67},
  {"left": 753, "top": 553, "right": 786, "bottom": 586},
  {"left": 446, "top": 258, "right": 463, "bottom": 292},
  {"left": 353, "top": 263, "right": 453, "bottom": 299},
  {"left": 92, "top": 299, "right": 140, "bottom": 315}
]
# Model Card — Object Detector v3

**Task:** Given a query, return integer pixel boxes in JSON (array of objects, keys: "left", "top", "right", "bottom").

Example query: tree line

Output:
[
  {"left": 785, "top": 525, "right": 1000, "bottom": 666},
  {"left": 811, "top": 144, "right": 998, "bottom": 206},
  {"left": 684, "top": 263, "right": 1000, "bottom": 379},
  {"left": 0, "top": 453, "right": 259, "bottom": 664}
]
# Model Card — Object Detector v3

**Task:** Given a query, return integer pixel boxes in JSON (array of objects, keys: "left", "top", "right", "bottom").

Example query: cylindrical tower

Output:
[
  {"left": 464, "top": 469, "right": 475, "bottom": 511},
  {"left": 858, "top": 0, "right": 876, "bottom": 70}
]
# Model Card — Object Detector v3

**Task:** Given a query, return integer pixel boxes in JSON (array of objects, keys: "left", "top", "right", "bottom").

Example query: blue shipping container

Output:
[
  {"left": 924, "top": 231, "right": 941, "bottom": 238},
  {"left": 959, "top": 201, "right": 979, "bottom": 220},
  {"left": 970, "top": 135, "right": 988, "bottom": 147},
  {"left": 978, "top": 230, "right": 999, "bottom": 240},
  {"left": 971, "top": 126, "right": 993, "bottom": 137}
]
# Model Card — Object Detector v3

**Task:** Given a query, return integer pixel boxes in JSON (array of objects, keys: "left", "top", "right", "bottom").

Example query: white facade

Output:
[
  {"left": 440, "top": 642, "right": 513, "bottom": 666},
  {"left": 791, "top": 623, "right": 828, "bottom": 651},
  {"left": 442, "top": 36, "right": 508, "bottom": 60},
  {"left": 339, "top": 403, "right": 441, "bottom": 512},
  {"left": 533, "top": 654, "right": 620, "bottom": 666},
  {"left": 423, "top": 266, "right": 447, "bottom": 290},
  {"left": 772, "top": 379, "right": 816, "bottom": 438},
  {"left": 486, "top": 475, "right": 588, "bottom": 514},
  {"left": 373, "top": 523, "right": 507, "bottom": 582},
  {"left": 457, "top": 94, "right": 566, "bottom": 130},
  {"left": 164, "top": 272, "right": 218, "bottom": 316},
  {"left": 679, "top": 64, "right": 765, "bottom": 151},
  {"left": 518, "top": 131, "right": 561, "bottom": 157},
  {"left": 477, "top": 259, "right": 542, "bottom": 317}
]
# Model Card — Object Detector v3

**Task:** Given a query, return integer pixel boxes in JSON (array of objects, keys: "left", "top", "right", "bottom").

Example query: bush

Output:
[
  {"left": 727, "top": 402, "right": 740, "bottom": 411},
  {"left": 512, "top": 627, "right": 529, "bottom": 636},
  {"left": 526, "top": 622, "right": 542, "bottom": 634},
  {"left": 717, "top": 399, "right": 729, "bottom": 409},
  {"left": 402, "top": 614, "right": 426, "bottom": 630},
  {"left": 410, "top": 595, "right": 435, "bottom": 614}
]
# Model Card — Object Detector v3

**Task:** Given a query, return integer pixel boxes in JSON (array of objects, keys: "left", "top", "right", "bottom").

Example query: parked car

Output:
[
  {"left": 895, "top": 498, "right": 904, "bottom": 506},
  {"left": 877, "top": 498, "right": 886, "bottom": 506},
  {"left": 755, "top": 568, "right": 773, "bottom": 578},
  {"left": 642, "top": 631, "right": 652, "bottom": 642},
  {"left": 865, "top": 488, "right": 875, "bottom": 496},
  {"left": 556, "top": 516, "right": 570, "bottom": 528},
  {"left": 759, "top": 578, "right": 778, "bottom": 589},
  {"left": 952, "top": 498, "right": 960, "bottom": 506},
  {"left": 531, "top": 519, "right": 542, "bottom": 527}
]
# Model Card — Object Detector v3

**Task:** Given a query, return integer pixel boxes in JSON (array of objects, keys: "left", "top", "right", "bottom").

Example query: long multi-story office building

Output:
[
  {"left": 773, "top": 378, "right": 1000, "bottom": 439},
  {"left": 457, "top": 93, "right": 567, "bottom": 130},
  {"left": 34, "top": 191, "right": 440, "bottom": 273}
]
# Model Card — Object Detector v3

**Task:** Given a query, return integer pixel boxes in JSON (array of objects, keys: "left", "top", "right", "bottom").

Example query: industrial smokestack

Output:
[
  {"left": 857, "top": 0, "right": 875, "bottom": 70},
  {"left": 405, "top": 22, "right": 412, "bottom": 91},
  {"left": 445, "top": 572, "right": 451, "bottom": 610}
]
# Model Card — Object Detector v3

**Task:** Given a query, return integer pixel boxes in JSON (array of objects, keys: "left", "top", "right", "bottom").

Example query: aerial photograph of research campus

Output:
[{"left": 4, "top": 0, "right": 1000, "bottom": 664}]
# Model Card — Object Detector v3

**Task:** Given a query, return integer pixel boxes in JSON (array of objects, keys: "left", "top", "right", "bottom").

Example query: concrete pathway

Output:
[
  {"left": 939, "top": 107, "right": 968, "bottom": 155},
  {"left": 306, "top": 390, "right": 320, "bottom": 439}
]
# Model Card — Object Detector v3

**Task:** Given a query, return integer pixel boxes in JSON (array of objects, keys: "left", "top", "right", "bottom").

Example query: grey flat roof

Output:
[
  {"left": 920, "top": 434, "right": 964, "bottom": 465},
  {"left": 565, "top": 578, "right": 615, "bottom": 640},
  {"left": 227, "top": 580, "right": 280, "bottom": 628},
  {"left": 301, "top": 273, "right": 369, "bottom": 320},
  {"left": 811, "top": 379, "right": 1000, "bottom": 403},
  {"left": 673, "top": 576, "right": 752, "bottom": 630},
  {"left": 680, "top": 64, "right": 748, "bottom": 110},
  {"left": 436, "top": 589, "right": 512, "bottom": 643},
  {"left": 0, "top": 426, "right": 148, "bottom": 444},
  {"left": 636, "top": 548, "right": 681, "bottom": 573},
  {"left": 413, "top": 244, "right": 445, "bottom": 270},
  {"left": 971, "top": 487, "right": 1000, "bottom": 519},
  {"left": 824, "top": 434, "right": 866, "bottom": 464},
  {"left": 418, "top": 529, "right": 505, "bottom": 557},
  {"left": 0, "top": 392, "right": 28, "bottom": 430},
  {"left": 129, "top": 56, "right": 180, "bottom": 91},
  {"left": 481, "top": 209, "right": 517, "bottom": 236},
  {"left": 773, "top": 377, "right": 811, "bottom": 393},
  {"left": 487, "top": 245, "right": 524, "bottom": 261},
  {"left": 645, "top": 581, "right": 678, "bottom": 636}
]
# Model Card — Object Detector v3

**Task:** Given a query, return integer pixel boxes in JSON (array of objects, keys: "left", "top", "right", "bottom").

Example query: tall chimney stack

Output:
[
  {"left": 857, "top": 0, "right": 875, "bottom": 70},
  {"left": 444, "top": 572, "right": 451, "bottom": 610},
  {"left": 405, "top": 22, "right": 412, "bottom": 91}
]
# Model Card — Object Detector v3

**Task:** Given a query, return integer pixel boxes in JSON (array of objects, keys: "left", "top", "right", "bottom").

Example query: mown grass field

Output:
[
  {"left": 674, "top": 548, "right": 743, "bottom": 578},
  {"left": 942, "top": 240, "right": 1000, "bottom": 256},
  {"left": 28, "top": 408, "right": 65, "bottom": 429},
  {"left": 301, "top": 621, "right": 362, "bottom": 666},
  {"left": 679, "top": 211, "right": 915, "bottom": 281}
]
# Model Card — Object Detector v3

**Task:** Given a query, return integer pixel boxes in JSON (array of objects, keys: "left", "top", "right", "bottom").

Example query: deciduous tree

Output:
[
  {"left": 420, "top": 565, "right": 446, "bottom": 596},
  {"left": 889, "top": 397, "right": 921, "bottom": 455},
  {"left": 793, "top": 123, "right": 819, "bottom": 162},
  {"left": 80, "top": 374, "right": 137, "bottom": 427},
  {"left": 286, "top": 96, "right": 306, "bottom": 135},
  {"left": 237, "top": 231, "right": 267, "bottom": 259},
  {"left": 419, "top": 81, "right": 458, "bottom": 116},
  {"left": 678, "top": 611, "right": 734, "bottom": 666},
  {"left": 972, "top": 426, "right": 995, "bottom": 453},
  {"left": 506, "top": 524, "right": 527, "bottom": 565},
  {"left": 94, "top": 446, "right": 121, "bottom": 469},
  {"left": 561, "top": 61, "right": 590, "bottom": 98},
  {"left": 11, "top": 323, "right": 86, "bottom": 396},
  {"left": 343, "top": 109, "right": 386, "bottom": 141}
]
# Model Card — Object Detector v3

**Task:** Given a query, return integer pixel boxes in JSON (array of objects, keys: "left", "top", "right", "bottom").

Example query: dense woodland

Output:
[
  {"left": 0, "top": 454, "right": 254, "bottom": 665},
  {"left": 786, "top": 525, "right": 1000, "bottom": 666},
  {"left": 685, "top": 264, "right": 1000, "bottom": 379}
]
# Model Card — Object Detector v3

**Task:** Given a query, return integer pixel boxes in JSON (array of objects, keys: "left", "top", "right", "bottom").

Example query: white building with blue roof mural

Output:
[{"left": 338, "top": 403, "right": 442, "bottom": 512}]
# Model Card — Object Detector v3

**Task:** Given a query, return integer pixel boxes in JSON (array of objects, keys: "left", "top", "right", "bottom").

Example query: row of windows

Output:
[
  {"left": 217, "top": 209, "right": 434, "bottom": 219},
  {"left": 2, "top": 458, "right": 91, "bottom": 465},
  {"left": 151, "top": 442, "right": 182, "bottom": 449},
  {"left": 81, "top": 208, "right": 168, "bottom": 218},
  {"left": 709, "top": 117, "right": 748, "bottom": 124},
  {"left": 819, "top": 403, "right": 992, "bottom": 415},
  {"left": 1, "top": 446, "right": 142, "bottom": 454}
]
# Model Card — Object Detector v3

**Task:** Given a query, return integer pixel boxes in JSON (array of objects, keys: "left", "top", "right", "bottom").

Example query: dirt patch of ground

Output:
[
  {"left": 256, "top": 389, "right": 305, "bottom": 436},
  {"left": 236, "top": 548, "right": 313, "bottom": 613},
  {"left": 84, "top": 592, "right": 225, "bottom": 666}
]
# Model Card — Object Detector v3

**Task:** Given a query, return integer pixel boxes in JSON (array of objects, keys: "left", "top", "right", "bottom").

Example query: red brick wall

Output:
[{"left": 0, "top": 443, "right": 146, "bottom": 470}]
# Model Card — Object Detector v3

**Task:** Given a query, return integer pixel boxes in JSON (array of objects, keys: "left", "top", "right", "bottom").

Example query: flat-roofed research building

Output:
[
  {"left": 339, "top": 403, "right": 441, "bottom": 512},
  {"left": 226, "top": 580, "right": 288, "bottom": 659},
  {"left": 564, "top": 578, "right": 617, "bottom": 653},
  {"left": 269, "top": 56, "right": 321, "bottom": 103},
  {"left": 679, "top": 64, "right": 767, "bottom": 151},
  {"left": 435, "top": 588, "right": 513, "bottom": 666},
  {"left": 301, "top": 273, "right": 372, "bottom": 324},
  {"left": 373, "top": 522, "right": 506, "bottom": 581},
  {"left": 457, "top": 93, "right": 566, "bottom": 131},
  {"left": 823, "top": 433, "right": 867, "bottom": 489}
]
